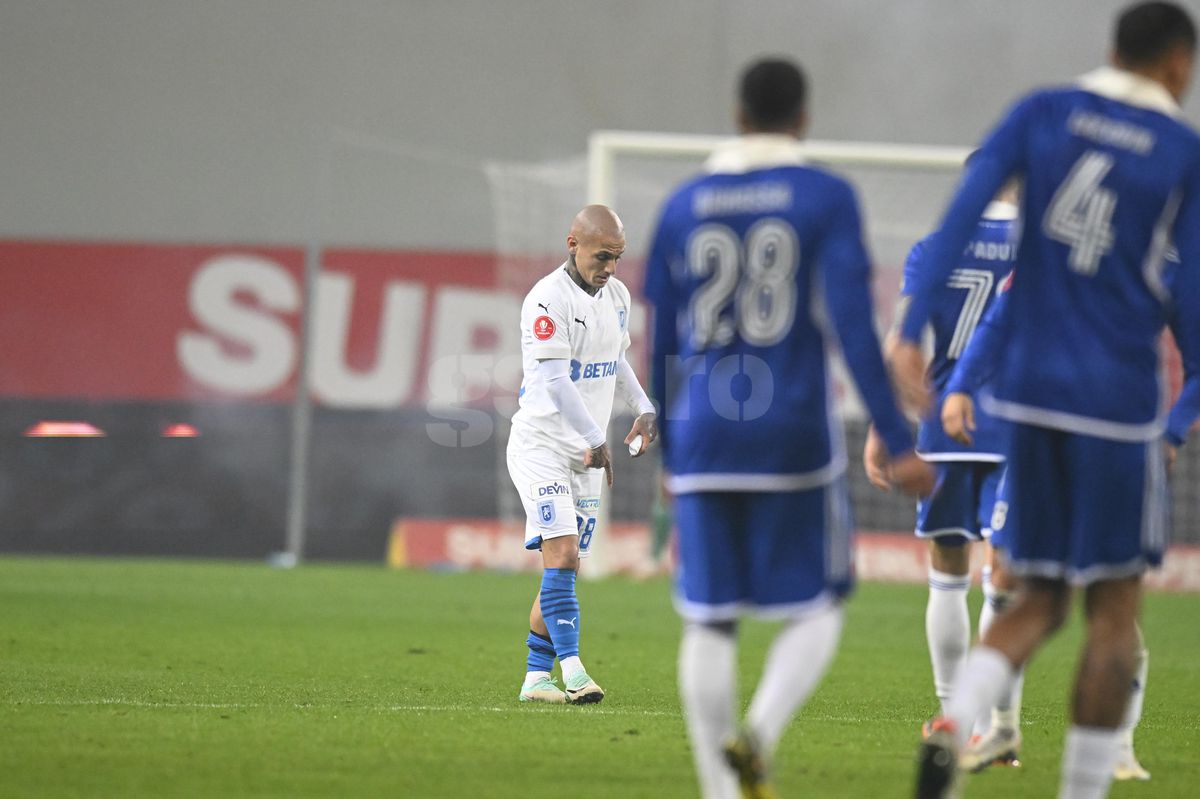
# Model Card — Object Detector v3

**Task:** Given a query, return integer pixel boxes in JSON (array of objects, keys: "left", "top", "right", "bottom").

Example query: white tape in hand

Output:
[{"left": 628, "top": 434, "right": 643, "bottom": 456}]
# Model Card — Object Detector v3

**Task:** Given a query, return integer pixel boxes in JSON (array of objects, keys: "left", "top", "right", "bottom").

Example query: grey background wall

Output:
[{"left": 4, "top": 0, "right": 1197, "bottom": 251}]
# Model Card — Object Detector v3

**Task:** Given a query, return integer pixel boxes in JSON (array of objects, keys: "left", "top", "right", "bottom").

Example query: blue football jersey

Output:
[
  {"left": 902, "top": 67, "right": 1200, "bottom": 442},
  {"left": 904, "top": 209, "right": 1016, "bottom": 458},
  {"left": 644, "top": 137, "right": 912, "bottom": 493}
]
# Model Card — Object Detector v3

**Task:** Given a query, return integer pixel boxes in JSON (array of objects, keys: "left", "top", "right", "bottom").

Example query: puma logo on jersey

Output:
[
  {"left": 557, "top": 617, "right": 577, "bottom": 629},
  {"left": 537, "top": 302, "right": 550, "bottom": 312},
  {"left": 574, "top": 317, "right": 587, "bottom": 328}
]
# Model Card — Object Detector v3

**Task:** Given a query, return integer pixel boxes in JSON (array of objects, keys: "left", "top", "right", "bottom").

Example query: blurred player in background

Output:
[
  {"left": 645, "top": 57, "right": 934, "bottom": 799},
  {"left": 863, "top": 177, "right": 1019, "bottom": 763},
  {"left": 508, "top": 205, "right": 657, "bottom": 705},
  {"left": 943, "top": 246, "right": 1200, "bottom": 781},
  {"left": 892, "top": 3, "right": 1200, "bottom": 797},
  {"left": 867, "top": 180, "right": 1017, "bottom": 713}
]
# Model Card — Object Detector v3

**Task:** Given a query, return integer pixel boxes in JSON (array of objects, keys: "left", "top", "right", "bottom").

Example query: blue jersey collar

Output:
[
  {"left": 1077, "top": 66, "right": 1181, "bottom": 117},
  {"left": 704, "top": 134, "right": 805, "bottom": 174}
]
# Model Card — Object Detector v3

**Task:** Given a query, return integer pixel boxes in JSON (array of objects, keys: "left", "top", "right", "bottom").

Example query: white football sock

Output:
[
  {"left": 1118, "top": 644, "right": 1148, "bottom": 737},
  {"left": 944, "top": 645, "right": 1015, "bottom": 748},
  {"left": 746, "top": 603, "right": 844, "bottom": 757},
  {"left": 977, "top": 566, "right": 1004, "bottom": 640},
  {"left": 992, "top": 669, "right": 1024, "bottom": 732},
  {"left": 976, "top": 574, "right": 1023, "bottom": 733},
  {"left": 522, "top": 670, "right": 551, "bottom": 687},
  {"left": 926, "top": 567, "right": 971, "bottom": 715},
  {"left": 559, "top": 655, "right": 584, "bottom": 682},
  {"left": 679, "top": 623, "right": 739, "bottom": 799},
  {"left": 1059, "top": 726, "right": 1119, "bottom": 799}
]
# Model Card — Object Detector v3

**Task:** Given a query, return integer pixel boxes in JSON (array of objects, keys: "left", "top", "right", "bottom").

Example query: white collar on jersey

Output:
[
  {"left": 1077, "top": 66, "right": 1181, "bottom": 117},
  {"left": 704, "top": 134, "right": 805, "bottom": 174},
  {"left": 982, "top": 200, "right": 1018, "bottom": 221}
]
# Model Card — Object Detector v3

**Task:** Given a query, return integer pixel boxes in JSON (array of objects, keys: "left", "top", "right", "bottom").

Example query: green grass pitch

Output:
[{"left": 2, "top": 556, "right": 1197, "bottom": 798}]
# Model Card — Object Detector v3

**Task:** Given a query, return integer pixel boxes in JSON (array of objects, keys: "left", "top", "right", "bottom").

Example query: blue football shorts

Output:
[
  {"left": 1001, "top": 423, "right": 1167, "bottom": 584},
  {"left": 914, "top": 460, "right": 1004, "bottom": 546},
  {"left": 672, "top": 478, "right": 853, "bottom": 623}
]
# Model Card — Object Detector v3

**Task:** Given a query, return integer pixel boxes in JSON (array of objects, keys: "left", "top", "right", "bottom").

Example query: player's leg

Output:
[
  {"left": 1113, "top": 623, "right": 1150, "bottom": 780},
  {"left": 1058, "top": 431, "right": 1165, "bottom": 799},
  {"left": 914, "top": 463, "right": 982, "bottom": 719},
  {"left": 926, "top": 540, "right": 970, "bottom": 718},
  {"left": 964, "top": 467, "right": 1025, "bottom": 770},
  {"left": 681, "top": 619, "right": 740, "bottom": 799},
  {"left": 917, "top": 577, "right": 1070, "bottom": 799},
  {"left": 734, "top": 479, "right": 853, "bottom": 797},
  {"left": 675, "top": 492, "right": 744, "bottom": 799},
  {"left": 520, "top": 593, "right": 563, "bottom": 702},
  {"left": 1056, "top": 575, "right": 1141, "bottom": 799},
  {"left": 507, "top": 442, "right": 577, "bottom": 703},
  {"left": 538, "top": 534, "right": 603, "bottom": 703},
  {"left": 555, "top": 471, "right": 604, "bottom": 703},
  {"left": 964, "top": 543, "right": 1025, "bottom": 769},
  {"left": 916, "top": 425, "right": 1072, "bottom": 798}
]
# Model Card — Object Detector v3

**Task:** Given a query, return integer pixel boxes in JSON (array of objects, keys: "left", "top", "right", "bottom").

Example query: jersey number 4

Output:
[
  {"left": 1043, "top": 150, "right": 1117, "bottom": 276},
  {"left": 686, "top": 218, "right": 799, "bottom": 349}
]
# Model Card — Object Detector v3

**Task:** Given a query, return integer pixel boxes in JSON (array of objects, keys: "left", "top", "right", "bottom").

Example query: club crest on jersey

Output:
[
  {"left": 537, "top": 500, "right": 556, "bottom": 526},
  {"left": 533, "top": 315, "right": 555, "bottom": 341}
]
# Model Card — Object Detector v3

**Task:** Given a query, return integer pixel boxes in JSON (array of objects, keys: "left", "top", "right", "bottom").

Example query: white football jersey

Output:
[{"left": 510, "top": 264, "right": 632, "bottom": 460}]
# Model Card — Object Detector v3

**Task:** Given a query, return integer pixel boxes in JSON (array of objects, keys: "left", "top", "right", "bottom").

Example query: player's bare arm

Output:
[
  {"left": 883, "top": 292, "right": 932, "bottom": 416},
  {"left": 862, "top": 425, "right": 892, "bottom": 491},
  {"left": 887, "top": 337, "right": 932, "bottom": 417},
  {"left": 941, "top": 392, "right": 976, "bottom": 446}
]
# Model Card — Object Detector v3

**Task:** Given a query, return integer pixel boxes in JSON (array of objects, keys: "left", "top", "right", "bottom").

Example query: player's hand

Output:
[
  {"left": 887, "top": 450, "right": 936, "bottom": 498},
  {"left": 862, "top": 425, "right": 891, "bottom": 491},
  {"left": 941, "top": 392, "right": 976, "bottom": 446},
  {"left": 625, "top": 412, "right": 658, "bottom": 457},
  {"left": 584, "top": 442, "right": 614, "bottom": 487},
  {"left": 1166, "top": 442, "right": 1178, "bottom": 474},
  {"left": 887, "top": 338, "right": 932, "bottom": 418}
]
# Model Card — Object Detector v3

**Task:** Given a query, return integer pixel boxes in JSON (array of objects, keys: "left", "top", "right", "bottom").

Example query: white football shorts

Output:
[{"left": 506, "top": 441, "right": 603, "bottom": 557}]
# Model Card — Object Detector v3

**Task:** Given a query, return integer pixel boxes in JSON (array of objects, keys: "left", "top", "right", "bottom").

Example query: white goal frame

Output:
[{"left": 587, "top": 129, "right": 971, "bottom": 205}]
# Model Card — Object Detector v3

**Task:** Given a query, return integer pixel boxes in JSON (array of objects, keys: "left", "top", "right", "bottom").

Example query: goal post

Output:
[{"left": 587, "top": 129, "right": 971, "bottom": 205}]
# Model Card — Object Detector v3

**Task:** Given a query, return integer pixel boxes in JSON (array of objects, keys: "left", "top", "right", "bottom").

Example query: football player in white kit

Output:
[{"left": 508, "top": 205, "right": 657, "bottom": 704}]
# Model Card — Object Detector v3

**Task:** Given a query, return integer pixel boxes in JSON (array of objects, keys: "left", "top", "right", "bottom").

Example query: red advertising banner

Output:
[
  {"left": 0, "top": 240, "right": 648, "bottom": 408},
  {"left": 0, "top": 238, "right": 1181, "bottom": 412}
]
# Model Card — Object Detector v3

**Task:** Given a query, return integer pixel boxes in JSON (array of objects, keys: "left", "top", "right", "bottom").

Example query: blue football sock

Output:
[
  {"left": 540, "top": 568, "right": 581, "bottom": 660},
  {"left": 526, "top": 630, "right": 556, "bottom": 673}
]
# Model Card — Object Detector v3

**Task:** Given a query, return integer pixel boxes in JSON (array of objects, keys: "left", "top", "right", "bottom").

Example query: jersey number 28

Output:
[{"left": 686, "top": 218, "right": 799, "bottom": 350}]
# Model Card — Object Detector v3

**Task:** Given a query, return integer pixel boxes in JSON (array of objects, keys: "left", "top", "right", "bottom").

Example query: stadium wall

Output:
[{"left": 5, "top": 1, "right": 1200, "bottom": 250}]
